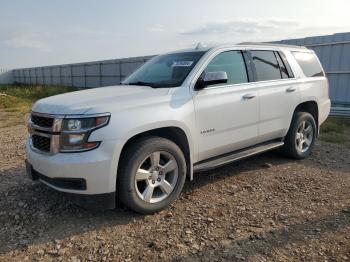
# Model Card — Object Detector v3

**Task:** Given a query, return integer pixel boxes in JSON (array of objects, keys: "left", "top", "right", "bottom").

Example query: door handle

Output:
[
  {"left": 286, "top": 87, "right": 297, "bottom": 93},
  {"left": 242, "top": 93, "right": 256, "bottom": 100}
]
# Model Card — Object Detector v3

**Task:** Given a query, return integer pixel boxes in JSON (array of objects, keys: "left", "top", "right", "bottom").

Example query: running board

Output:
[{"left": 193, "top": 141, "right": 284, "bottom": 172}]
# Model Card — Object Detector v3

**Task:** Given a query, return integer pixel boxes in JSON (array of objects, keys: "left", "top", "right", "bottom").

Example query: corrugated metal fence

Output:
[
  {"left": 275, "top": 32, "right": 350, "bottom": 109},
  {"left": 0, "top": 69, "right": 13, "bottom": 84},
  {"left": 8, "top": 32, "right": 350, "bottom": 115},
  {"left": 12, "top": 56, "right": 154, "bottom": 88}
]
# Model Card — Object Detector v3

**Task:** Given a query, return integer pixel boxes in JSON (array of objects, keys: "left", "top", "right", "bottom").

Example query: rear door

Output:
[
  {"left": 193, "top": 50, "right": 259, "bottom": 161},
  {"left": 248, "top": 50, "right": 300, "bottom": 143}
]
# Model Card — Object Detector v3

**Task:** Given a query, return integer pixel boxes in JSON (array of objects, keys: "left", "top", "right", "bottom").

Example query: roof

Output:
[
  {"left": 171, "top": 42, "right": 309, "bottom": 54},
  {"left": 238, "top": 42, "right": 307, "bottom": 50}
]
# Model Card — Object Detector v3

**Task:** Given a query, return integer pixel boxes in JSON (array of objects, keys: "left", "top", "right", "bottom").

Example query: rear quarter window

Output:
[{"left": 292, "top": 52, "right": 324, "bottom": 78}]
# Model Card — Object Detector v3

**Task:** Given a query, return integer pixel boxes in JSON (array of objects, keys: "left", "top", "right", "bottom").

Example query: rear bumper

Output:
[{"left": 319, "top": 98, "right": 331, "bottom": 125}]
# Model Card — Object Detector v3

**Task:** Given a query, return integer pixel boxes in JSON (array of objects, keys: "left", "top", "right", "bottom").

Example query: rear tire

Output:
[
  {"left": 282, "top": 112, "right": 317, "bottom": 159},
  {"left": 117, "top": 136, "right": 186, "bottom": 214}
]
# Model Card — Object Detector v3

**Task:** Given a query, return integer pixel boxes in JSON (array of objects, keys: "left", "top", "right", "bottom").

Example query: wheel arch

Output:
[
  {"left": 117, "top": 125, "right": 193, "bottom": 182},
  {"left": 293, "top": 100, "right": 319, "bottom": 136}
]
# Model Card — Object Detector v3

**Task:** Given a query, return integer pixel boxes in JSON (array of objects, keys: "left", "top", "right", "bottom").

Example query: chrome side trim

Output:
[
  {"left": 28, "top": 120, "right": 52, "bottom": 132},
  {"left": 194, "top": 141, "right": 284, "bottom": 172},
  {"left": 51, "top": 134, "right": 60, "bottom": 154},
  {"left": 53, "top": 118, "right": 63, "bottom": 132},
  {"left": 63, "top": 112, "right": 111, "bottom": 119},
  {"left": 30, "top": 111, "right": 60, "bottom": 118},
  {"left": 28, "top": 118, "right": 63, "bottom": 133},
  {"left": 31, "top": 111, "right": 111, "bottom": 119},
  {"left": 32, "top": 130, "right": 51, "bottom": 138},
  {"left": 29, "top": 132, "right": 60, "bottom": 156}
]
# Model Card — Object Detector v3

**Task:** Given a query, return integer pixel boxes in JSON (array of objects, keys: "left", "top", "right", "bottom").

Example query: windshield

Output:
[{"left": 122, "top": 51, "right": 206, "bottom": 88}]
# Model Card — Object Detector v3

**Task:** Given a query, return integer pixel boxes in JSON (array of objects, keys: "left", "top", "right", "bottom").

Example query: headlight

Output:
[
  {"left": 67, "top": 119, "right": 82, "bottom": 131},
  {"left": 62, "top": 116, "right": 109, "bottom": 132},
  {"left": 60, "top": 115, "right": 110, "bottom": 152}
]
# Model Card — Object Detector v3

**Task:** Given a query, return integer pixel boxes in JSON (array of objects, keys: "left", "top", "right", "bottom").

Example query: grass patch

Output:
[
  {"left": 319, "top": 117, "right": 350, "bottom": 145},
  {"left": 0, "top": 84, "right": 77, "bottom": 109},
  {"left": 0, "top": 84, "right": 78, "bottom": 128},
  {"left": 0, "top": 94, "right": 28, "bottom": 110}
]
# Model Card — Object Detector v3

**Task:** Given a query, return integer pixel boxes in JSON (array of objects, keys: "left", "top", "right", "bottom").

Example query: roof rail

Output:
[
  {"left": 238, "top": 42, "right": 307, "bottom": 49},
  {"left": 195, "top": 42, "right": 207, "bottom": 50}
]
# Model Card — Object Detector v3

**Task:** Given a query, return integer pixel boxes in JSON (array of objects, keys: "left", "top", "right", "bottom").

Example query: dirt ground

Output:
[{"left": 0, "top": 122, "right": 349, "bottom": 261}]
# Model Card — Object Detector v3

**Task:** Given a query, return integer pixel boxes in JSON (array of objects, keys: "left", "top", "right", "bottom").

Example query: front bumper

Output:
[
  {"left": 26, "top": 161, "right": 116, "bottom": 210},
  {"left": 25, "top": 138, "right": 123, "bottom": 197}
]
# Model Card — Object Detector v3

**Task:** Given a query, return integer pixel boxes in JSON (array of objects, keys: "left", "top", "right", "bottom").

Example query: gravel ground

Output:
[{"left": 0, "top": 123, "right": 349, "bottom": 261}]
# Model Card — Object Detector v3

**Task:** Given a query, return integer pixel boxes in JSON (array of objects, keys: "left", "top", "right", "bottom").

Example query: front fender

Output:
[{"left": 118, "top": 121, "right": 195, "bottom": 180}]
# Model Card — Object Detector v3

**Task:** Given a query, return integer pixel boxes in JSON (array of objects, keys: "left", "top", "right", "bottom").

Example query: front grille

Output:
[
  {"left": 31, "top": 115, "right": 54, "bottom": 128},
  {"left": 32, "top": 134, "right": 51, "bottom": 152}
]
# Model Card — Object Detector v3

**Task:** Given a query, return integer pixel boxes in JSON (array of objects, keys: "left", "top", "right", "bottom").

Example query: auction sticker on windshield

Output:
[{"left": 172, "top": 61, "right": 194, "bottom": 67}]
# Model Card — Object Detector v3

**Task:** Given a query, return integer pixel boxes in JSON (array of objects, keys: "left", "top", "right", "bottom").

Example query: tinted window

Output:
[
  {"left": 250, "top": 51, "right": 281, "bottom": 81},
  {"left": 275, "top": 52, "right": 289, "bottom": 78},
  {"left": 204, "top": 51, "right": 248, "bottom": 85},
  {"left": 278, "top": 51, "right": 294, "bottom": 78},
  {"left": 292, "top": 52, "right": 324, "bottom": 77}
]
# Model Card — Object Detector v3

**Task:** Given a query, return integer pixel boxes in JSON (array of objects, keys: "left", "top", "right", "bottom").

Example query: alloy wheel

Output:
[
  {"left": 295, "top": 120, "right": 314, "bottom": 153},
  {"left": 134, "top": 151, "right": 178, "bottom": 203}
]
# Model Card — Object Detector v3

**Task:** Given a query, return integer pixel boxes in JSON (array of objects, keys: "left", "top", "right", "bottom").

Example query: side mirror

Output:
[{"left": 195, "top": 71, "right": 228, "bottom": 90}]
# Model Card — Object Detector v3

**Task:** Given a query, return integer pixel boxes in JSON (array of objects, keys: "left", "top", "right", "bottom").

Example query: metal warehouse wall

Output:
[
  {"left": 275, "top": 32, "right": 350, "bottom": 108},
  {"left": 12, "top": 56, "right": 154, "bottom": 88}
]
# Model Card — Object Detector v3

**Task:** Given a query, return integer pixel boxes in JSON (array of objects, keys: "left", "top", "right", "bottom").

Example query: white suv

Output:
[{"left": 26, "top": 43, "right": 331, "bottom": 213}]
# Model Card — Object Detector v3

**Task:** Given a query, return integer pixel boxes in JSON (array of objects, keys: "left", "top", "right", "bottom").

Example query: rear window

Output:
[{"left": 292, "top": 52, "right": 324, "bottom": 78}]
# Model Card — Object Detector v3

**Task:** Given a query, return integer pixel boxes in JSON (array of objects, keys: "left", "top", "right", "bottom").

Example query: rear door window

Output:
[
  {"left": 250, "top": 51, "right": 282, "bottom": 81},
  {"left": 292, "top": 52, "right": 324, "bottom": 77}
]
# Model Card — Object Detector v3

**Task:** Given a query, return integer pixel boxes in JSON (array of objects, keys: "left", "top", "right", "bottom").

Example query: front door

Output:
[{"left": 193, "top": 50, "right": 259, "bottom": 161}]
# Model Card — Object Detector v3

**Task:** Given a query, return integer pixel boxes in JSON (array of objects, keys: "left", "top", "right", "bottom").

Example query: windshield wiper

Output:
[{"left": 124, "top": 81, "right": 157, "bottom": 88}]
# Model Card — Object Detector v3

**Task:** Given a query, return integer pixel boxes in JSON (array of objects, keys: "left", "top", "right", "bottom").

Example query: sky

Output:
[{"left": 0, "top": 0, "right": 349, "bottom": 68}]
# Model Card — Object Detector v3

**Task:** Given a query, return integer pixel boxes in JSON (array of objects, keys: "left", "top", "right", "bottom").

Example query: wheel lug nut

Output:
[
  {"left": 152, "top": 180, "right": 155, "bottom": 184},
  {"left": 156, "top": 167, "right": 160, "bottom": 171},
  {"left": 157, "top": 178, "right": 161, "bottom": 182}
]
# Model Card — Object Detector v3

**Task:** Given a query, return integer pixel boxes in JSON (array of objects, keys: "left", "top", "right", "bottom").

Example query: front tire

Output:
[
  {"left": 118, "top": 137, "right": 186, "bottom": 214},
  {"left": 282, "top": 112, "right": 317, "bottom": 159}
]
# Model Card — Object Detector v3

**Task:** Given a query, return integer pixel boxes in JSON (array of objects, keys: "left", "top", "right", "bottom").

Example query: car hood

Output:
[{"left": 32, "top": 85, "right": 171, "bottom": 115}]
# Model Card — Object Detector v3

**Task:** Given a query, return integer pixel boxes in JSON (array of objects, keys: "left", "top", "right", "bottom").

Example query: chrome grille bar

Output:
[{"left": 28, "top": 112, "right": 63, "bottom": 154}]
